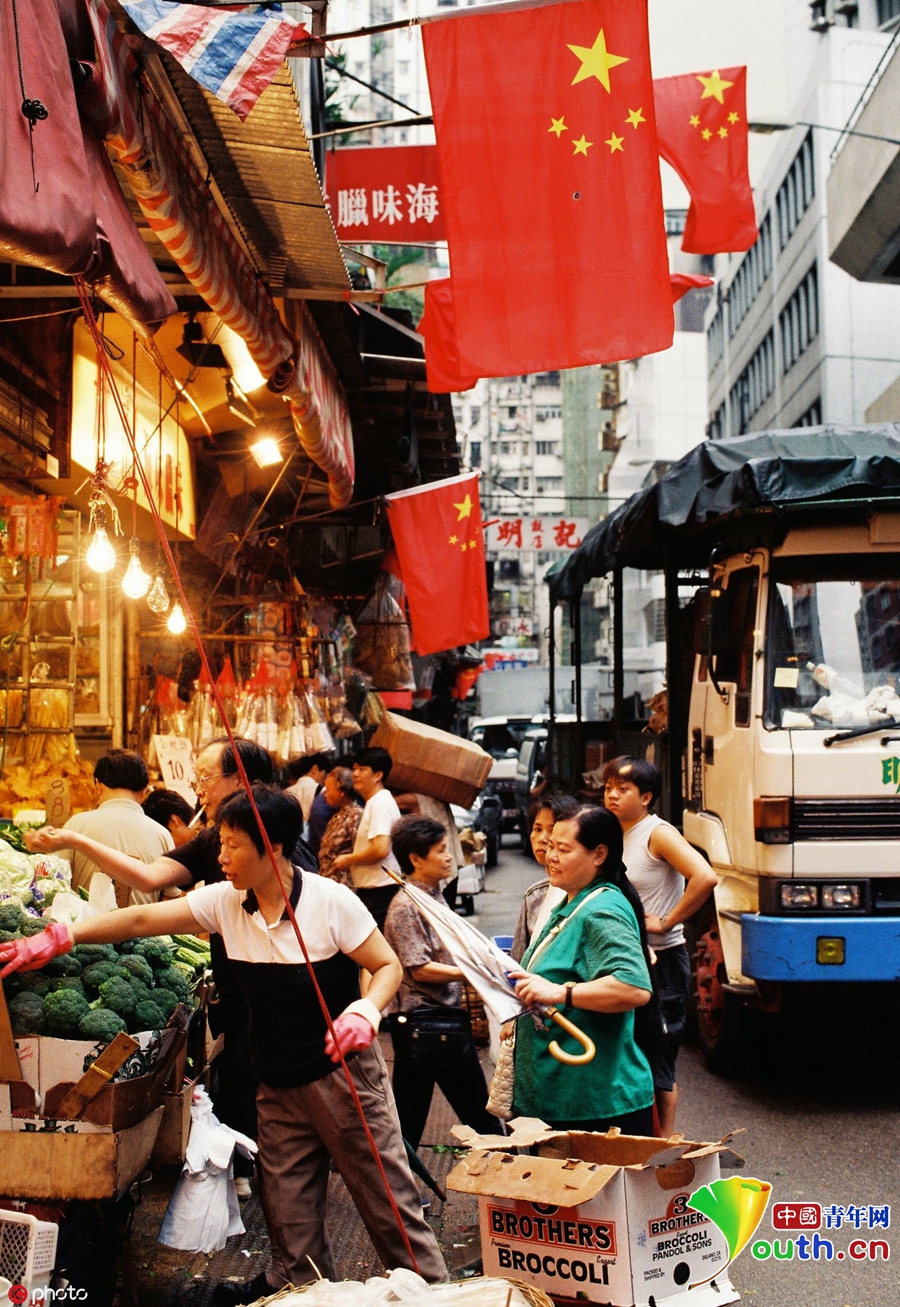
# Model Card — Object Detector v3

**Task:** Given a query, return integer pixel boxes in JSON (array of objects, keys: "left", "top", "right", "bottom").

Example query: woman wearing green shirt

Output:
[{"left": 509, "top": 806, "right": 655, "bottom": 1134}]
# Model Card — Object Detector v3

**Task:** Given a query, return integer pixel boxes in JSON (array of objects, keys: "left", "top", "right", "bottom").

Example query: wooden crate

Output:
[{"left": 149, "top": 1087, "right": 192, "bottom": 1168}]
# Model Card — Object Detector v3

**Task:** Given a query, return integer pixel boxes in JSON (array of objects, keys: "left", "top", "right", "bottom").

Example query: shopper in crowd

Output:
[
  {"left": 26, "top": 736, "right": 302, "bottom": 1196},
  {"left": 3, "top": 785, "right": 447, "bottom": 1301},
  {"left": 142, "top": 788, "right": 196, "bottom": 849},
  {"left": 603, "top": 756, "right": 717, "bottom": 1136},
  {"left": 57, "top": 749, "right": 173, "bottom": 907},
  {"left": 508, "top": 806, "right": 655, "bottom": 1134},
  {"left": 385, "top": 815, "right": 499, "bottom": 1150},
  {"left": 306, "top": 781, "right": 338, "bottom": 858},
  {"left": 510, "top": 793, "right": 581, "bottom": 962},
  {"left": 285, "top": 753, "right": 333, "bottom": 826},
  {"left": 331, "top": 747, "right": 402, "bottom": 930},
  {"left": 317, "top": 767, "right": 363, "bottom": 883}
]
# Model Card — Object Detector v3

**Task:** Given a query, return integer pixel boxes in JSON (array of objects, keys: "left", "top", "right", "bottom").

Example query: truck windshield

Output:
[{"left": 766, "top": 562, "right": 900, "bottom": 729}]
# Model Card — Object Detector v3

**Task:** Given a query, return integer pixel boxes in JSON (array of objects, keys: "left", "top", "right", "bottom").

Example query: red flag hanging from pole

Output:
[
  {"left": 421, "top": 0, "right": 673, "bottom": 380},
  {"left": 384, "top": 473, "right": 490, "bottom": 655},
  {"left": 654, "top": 66, "right": 758, "bottom": 254}
]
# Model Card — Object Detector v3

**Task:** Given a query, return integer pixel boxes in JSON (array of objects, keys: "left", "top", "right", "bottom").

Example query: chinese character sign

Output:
[
  {"left": 326, "top": 145, "right": 446, "bottom": 243},
  {"left": 485, "top": 517, "right": 588, "bottom": 552}
]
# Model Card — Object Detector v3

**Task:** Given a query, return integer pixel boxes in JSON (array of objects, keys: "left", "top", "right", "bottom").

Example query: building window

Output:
[
  {"left": 535, "top": 406, "right": 562, "bottom": 421},
  {"left": 469, "top": 406, "right": 481, "bottom": 425},
  {"left": 665, "top": 210, "right": 688, "bottom": 235},
  {"left": 776, "top": 131, "right": 815, "bottom": 250},
  {"left": 534, "top": 371, "right": 560, "bottom": 386},
  {"left": 645, "top": 597, "right": 666, "bottom": 644},
  {"left": 500, "top": 442, "right": 515, "bottom": 456},
  {"left": 469, "top": 441, "right": 481, "bottom": 466},
  {"left": 708, "top": 400, "right": 727, "bottom": 440},
  {"left": 795, "top": 397, "right": 822, "bottom": 427},
  {"left": 726, "top": 214, "right": 772, "bottom": 339},
  {"left": 780, "top": 263, "right": 819, "bottom": 374},
  {"left": 878, "top": 0, "right": 900, "bottom": 25},
  {"left": 536, "top": 477, "right": 564, "bottom": 493},
  {"left": 535, "top": 440, "right": 557, "bottom": 455},
  {"left": 728, "top": 330, "right": 775, "bottom": 434},
  {"left": 708, "top": 305, "right": 725, "bottom": 372},
  {"left": 506, "top": 406, "right": 517, "bottom": 418}
]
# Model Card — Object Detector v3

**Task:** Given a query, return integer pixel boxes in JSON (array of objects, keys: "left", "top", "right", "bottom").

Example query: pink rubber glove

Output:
[
  {"left": 324, "top": 1013, "right": 376, "bottom": 1063},
  {"left": 0, "top": 921, "right": 73, "bottom": 979}
]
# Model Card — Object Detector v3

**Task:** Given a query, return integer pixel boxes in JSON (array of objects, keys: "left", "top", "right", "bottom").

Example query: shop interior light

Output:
[
  {"left": 147, "top": 574, "right": 170, "bottom": 614},
  {"left": 250, "top": 436, "right": 283, "bottom": 469},
  {"left": 121, "top": 540, "right": 150, "bottom": 599},
  {"left": 166, "top": 602, "right": 187, "bottom": 635},
  {"left": 86, "top": 526, "right": 117, "bottom": 574},
  {"left": 225, "top": 376, "right": 260, "bottom": 427}
]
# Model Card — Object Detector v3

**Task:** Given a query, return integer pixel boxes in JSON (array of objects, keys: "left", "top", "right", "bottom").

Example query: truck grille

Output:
[{"left": 793, "top": 798, "right": 900, "bottom": 841}]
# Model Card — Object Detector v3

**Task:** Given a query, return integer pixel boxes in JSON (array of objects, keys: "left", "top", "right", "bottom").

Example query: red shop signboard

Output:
[{"left": 325, "top": 144, "right": 446, "bottom": 243}]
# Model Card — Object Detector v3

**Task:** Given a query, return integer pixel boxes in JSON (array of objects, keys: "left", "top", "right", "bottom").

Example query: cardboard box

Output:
[
  {"left": 371, "top": 712, "right": 492, "bottom": 808},
  {"left": 149, "top": 1086, "right": 192, "bottom": 1168},
  {"left": 447, "top": 1120, "right": 741, "bottom": 1307}
]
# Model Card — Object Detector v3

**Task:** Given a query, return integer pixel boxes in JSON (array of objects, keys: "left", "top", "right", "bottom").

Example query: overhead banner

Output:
[
  {"left": 325, "top": 144, "right": 446, "bottom": 243},
  {"left": 485, "top": 517, "right": 589, "bottom": 552}
]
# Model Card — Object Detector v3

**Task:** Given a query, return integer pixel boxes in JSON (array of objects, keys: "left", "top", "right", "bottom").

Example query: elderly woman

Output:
[
  {"left": 509, "top": 806, "right": 655, "bottom": 1135},
  {"left": 317, "top": 767, "right": 362, "bottom": 883}
]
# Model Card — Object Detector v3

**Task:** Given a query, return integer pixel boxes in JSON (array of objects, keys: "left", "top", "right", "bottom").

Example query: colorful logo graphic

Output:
[{"left": 687, "top": 1177, "right": 773, "bottom": 1275}]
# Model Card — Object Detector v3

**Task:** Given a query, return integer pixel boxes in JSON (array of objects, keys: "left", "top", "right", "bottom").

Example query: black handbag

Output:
[{"left": 393, "top": 1006, "right": 473, "bottom": 1066}]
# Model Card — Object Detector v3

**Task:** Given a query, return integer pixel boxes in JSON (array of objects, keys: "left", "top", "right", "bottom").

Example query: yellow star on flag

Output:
[
  {"left": 449, "top": 535, "right": 458, "bottom": 545},
  {"left": 606, "top": 132, "right": 624, "bottom": 154},
  {"left": 549, "top": 116, "right": 567, "bottom": 137},
  {"left": 696, "top": 69, "right": 734, "bottom": 104},
  {"left": 453, "top": 494, "right": 473, "bottom": 520},
  {"left": 728, "top": 111, "right": 740, "bottom": 124},
  {"left": 701, "top": 128, "right": 712, "bottom": 141},
  {"left": 689, "top": 114, "right": 700, "bottom": 127},
  {"left": 568, "top": 29, "right": 628, "bottom": 92},
  {"left": 573, "top": 135, "right": 593, "bottom": 156},
  {"left": 626, "top": 108, "right": 645, "bottom": 129},
  {"left": 718, "top": 126, "right": 728, "bottom": 138}
]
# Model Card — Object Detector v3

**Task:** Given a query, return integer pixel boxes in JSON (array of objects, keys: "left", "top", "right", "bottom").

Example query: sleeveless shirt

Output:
[{"left": 623, "top": 813, "right": 685, "bottom": 951}]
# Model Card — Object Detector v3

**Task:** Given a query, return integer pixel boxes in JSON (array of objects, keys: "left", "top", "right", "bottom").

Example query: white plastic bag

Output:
[{"left": 158, "top": 1086, "right": 258, "bottom": 1253}]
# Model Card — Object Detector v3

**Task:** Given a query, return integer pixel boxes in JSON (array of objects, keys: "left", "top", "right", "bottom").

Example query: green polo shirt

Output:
[{"left": 513, "top": 880, "right": 654, "bottom": 1124}]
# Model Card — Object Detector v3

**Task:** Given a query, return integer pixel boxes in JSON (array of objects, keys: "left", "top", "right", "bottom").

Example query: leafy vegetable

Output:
[
  {"left": 78, "top": 1009, "right": 128, "bottom": 1044},
  {"left": 8, "top": 991, "right": 46, "bottom": 1035},
  {"left": 42, "top": 989, "right": 90, "bottom": 1037}
]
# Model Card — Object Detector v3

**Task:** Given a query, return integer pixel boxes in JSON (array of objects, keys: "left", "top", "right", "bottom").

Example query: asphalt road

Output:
[{"left": 470, "top": 838, "right": 900, "bottom": 1307}]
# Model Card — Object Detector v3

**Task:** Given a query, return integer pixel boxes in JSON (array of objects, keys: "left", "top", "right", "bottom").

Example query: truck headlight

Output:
[
  {"left": 821, "top": 884, "right": 861, "bottom": 909},
  {"left": 780, "top": 883, "right": 819, "bottom": 909}
]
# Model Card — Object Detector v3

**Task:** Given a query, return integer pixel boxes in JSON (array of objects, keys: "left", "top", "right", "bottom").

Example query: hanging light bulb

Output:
[
  {"left": 121, "top": 540, "right": 150, "bottom": 599},
  {"left": 167, "top": 602, "right": 187, "bottom": 635},
  {"left": 147, "top": 574, "right": 170, "bottom": 614},
  {"left": 86, "top": 525, "right": 117, "bottom": 574}
]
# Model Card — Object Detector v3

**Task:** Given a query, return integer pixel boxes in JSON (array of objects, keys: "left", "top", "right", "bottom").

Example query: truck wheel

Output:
[{"left": 693, "top": 925, "right": 747, "bottom": 1076}]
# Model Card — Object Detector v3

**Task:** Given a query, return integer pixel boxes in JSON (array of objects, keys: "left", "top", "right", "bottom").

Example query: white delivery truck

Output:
[{"left": 548, "top": 427, "right": 900, "bottom": 1071}]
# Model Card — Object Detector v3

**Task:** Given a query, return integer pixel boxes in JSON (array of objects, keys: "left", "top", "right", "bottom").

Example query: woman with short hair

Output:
[{"left": 317, "top": 768, "right": 362, "bottom": 883}]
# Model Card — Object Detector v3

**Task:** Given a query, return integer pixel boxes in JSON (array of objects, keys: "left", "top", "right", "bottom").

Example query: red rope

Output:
[{"left": 73, "top": 280, "right": 422, "bottom": 1274}]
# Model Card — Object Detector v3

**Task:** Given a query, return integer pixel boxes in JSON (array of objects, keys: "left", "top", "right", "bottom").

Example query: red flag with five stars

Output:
[
  {"left": 384, "top": 473, "right": 490, "bottom": 655},
  {"left": 421, "top": 0, "right": 673, "bottom": 379},
  {"left": 654, "top": 66, "right": 758, "bottom": 254}
]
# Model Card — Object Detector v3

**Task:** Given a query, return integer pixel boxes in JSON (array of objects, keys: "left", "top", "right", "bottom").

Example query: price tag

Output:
[
  {"left": 152, "top": 735, "right": 197, "bottom": 805},
  {"left": 45, "top": 777, "right": 70, "bottom": 827}
]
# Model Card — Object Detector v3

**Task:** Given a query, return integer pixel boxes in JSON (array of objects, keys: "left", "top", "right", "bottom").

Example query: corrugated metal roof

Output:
[{"left": 156, "top": 56, "right": 350, "bottom": 294}]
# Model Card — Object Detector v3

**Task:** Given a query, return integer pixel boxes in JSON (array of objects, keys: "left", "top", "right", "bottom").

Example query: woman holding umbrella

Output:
[{"left": 509, "top": 806, "right": 655, "bottom": 1134}]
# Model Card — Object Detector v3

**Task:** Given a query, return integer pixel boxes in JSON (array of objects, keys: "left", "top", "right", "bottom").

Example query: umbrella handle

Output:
[{"left": 548, "top": 1009, "right": 596, "bottom": 1065}]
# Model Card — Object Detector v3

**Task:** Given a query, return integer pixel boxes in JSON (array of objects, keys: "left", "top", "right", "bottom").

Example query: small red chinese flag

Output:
[
  {"left": 670, "top": 271, "right": 714, "bottom": 302},
  {"left": 419, "top": 280, "right": 477, "bottom": 394},
  {"left": 421, "top": 0, "right": 673, "bottom": 379},
  {"left": 384, "top": 473, "right": 490, "bottom": 655},
  {"left": 654, "top": 66, "right": 758, "bottom": 255}
]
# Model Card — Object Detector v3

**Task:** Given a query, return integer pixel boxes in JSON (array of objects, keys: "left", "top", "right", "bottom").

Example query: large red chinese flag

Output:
[
  {"left": 421, "top": 0, "right": 673, "bottom": 379},
  {"left": 384, "top": 473, "right": 490, "bottom": 655},
  {"left": 654, "top": 67, "right": 758, "bottom": 254}
]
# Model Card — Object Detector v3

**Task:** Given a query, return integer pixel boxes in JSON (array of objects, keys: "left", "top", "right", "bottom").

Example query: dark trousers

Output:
[
  {"left": 356, "top": 883, "right": 401, "bottom": 932},
  {"left": 548, "top": 1105, "right": 655, "bottom": 1136},
  {"left": 209, "top": 992, "right": 259, "bottom": 1178},
  {"left": 390, "top": 1026, "right": 499, "bottom": 1150}
]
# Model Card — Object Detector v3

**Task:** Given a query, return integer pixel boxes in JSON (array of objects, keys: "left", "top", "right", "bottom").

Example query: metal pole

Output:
[
  {"left": 664, "top": 554, "right": 683, "bottom": 830},
  {"left": 571, "top": 597, "right": 582, "bottom": 724},
  {"left": 548, "top": 599, "right": 556, "bottom": 723},
  {"left": 309, "top": 55, "right": 327, "bottom": 181},
  {"left": 612, "top": 567, "right": 624, "bottom": 731}
]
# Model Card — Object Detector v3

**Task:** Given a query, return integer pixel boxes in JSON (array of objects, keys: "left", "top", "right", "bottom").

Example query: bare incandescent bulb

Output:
[
  {"left": 86, "top": 526, "right": 117, "bottom": 574},
  {"left": 121, "top": 540, "right": 150, "bottom": 599},
  {"left": 147, "top": 574, "right": 170, "bottom": 614},
  {"left": 167, "top": 602, "right": 187, "bottom": 635}
]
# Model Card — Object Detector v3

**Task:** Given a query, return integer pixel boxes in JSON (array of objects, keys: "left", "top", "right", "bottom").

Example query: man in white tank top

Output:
[{"left": 604, "top": 757, "right": 717, "bottom": 1136}]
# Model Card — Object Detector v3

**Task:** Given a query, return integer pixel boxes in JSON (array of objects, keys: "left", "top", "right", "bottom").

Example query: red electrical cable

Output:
[{"left": 74, "top": 280, "right": 422, "bottom": 1274}]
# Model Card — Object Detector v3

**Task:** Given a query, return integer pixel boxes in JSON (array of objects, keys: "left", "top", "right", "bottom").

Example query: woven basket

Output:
[
  {"left": 460, "top": 983, "right": 490, "bottom": 1048},
  {"left": 246, "top": 1275, "right": 554, "bottom": 1307}
]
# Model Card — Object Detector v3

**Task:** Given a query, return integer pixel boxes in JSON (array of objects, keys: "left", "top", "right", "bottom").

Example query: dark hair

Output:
[
  {"left": 288, "top": 752, "right": 334, "bottom": 781},
  {"left": 564, "top": 806, "right": 650, "bottom": 951},
  {"left": 602, "top": 755, "right": 662, "bottom": 806},
  {"left": 391, "top": 815, "right": 447, "bottom": 877},
  {"left": 354, "top": 746, "right": 392, "bottom": 784},
  {"left": 529, "top": 793, "right": 580, "bottom": 828},
  {"left": 206, "top": 736, "right": 274, "bottom": 785},
  {"left": 94, "top": 748, "right": 149, "bottom": 793},
  {"left": 329, "top": 766, "right": 356, "bottom": 799},
  {"left": 217, "top": 784, "right": 303, "bottom": 859},
  {"left": 142, "top": 788, "right": 193, "bottom": 829}
]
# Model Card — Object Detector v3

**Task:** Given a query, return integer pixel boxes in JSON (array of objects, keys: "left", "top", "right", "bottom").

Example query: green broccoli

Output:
[
  {"left": 19, "top": 917, "right": 50, "bottom": 938},
  {"left": 132, "top": 999, "right": 167, "bottom": 1032},
  {"left": 78, "top": 1009, "right": 128, "bottom": 1045},
  {"left": 42, "top": 989, "right": 90, "bottom": 1038},
  {"left": 51, "top": 977, "right": 87, "bottom": 1000},
  {"left": 0, "top": 902, "right": 26, "bottom": 934},
  {"left": 97, "top": 975, "right": 138, "bottom": 1021},
  {"left": 8, "top": 991, "right": 46, "bottom": 1035},
  {"left": 132, "top": 937, "right": 175, "bottom": 968},
  {"left": 0, "top": 930, "right": 19, "bottom": 944},
  {"left": 115, "top": 939, "right": 138, "bottom": 954},
  {"left": 72, "top": 943, "right": 118, "bottom": 966},
  {"left": 117, "top": 955, "right": 154, "bottom": 987},
  {"left": 43, "top": 952, "right": 82, "bottom": 977},
  {"left": 81, "top": 961, "right": 122, "bottom": 994},
  {"left": 150, "top": 988, "right": 179, "bottom": 1020},
  {"left": 153, "top": 965, "right": 190, "bottom": 1001},
  {"left": 6, "top": 973, "right": 52, "bottom": 999}
]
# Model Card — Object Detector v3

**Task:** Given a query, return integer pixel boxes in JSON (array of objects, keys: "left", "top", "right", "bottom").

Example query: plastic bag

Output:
[
  {"left": 158, "top": 1086, "right": 258, "bottom": 1253},
  {"left": 46, "top": 872, "right": 116, "bottom": 924},
  {"left": 353, "top": 575, "right": 415, "bottom": 691}
]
